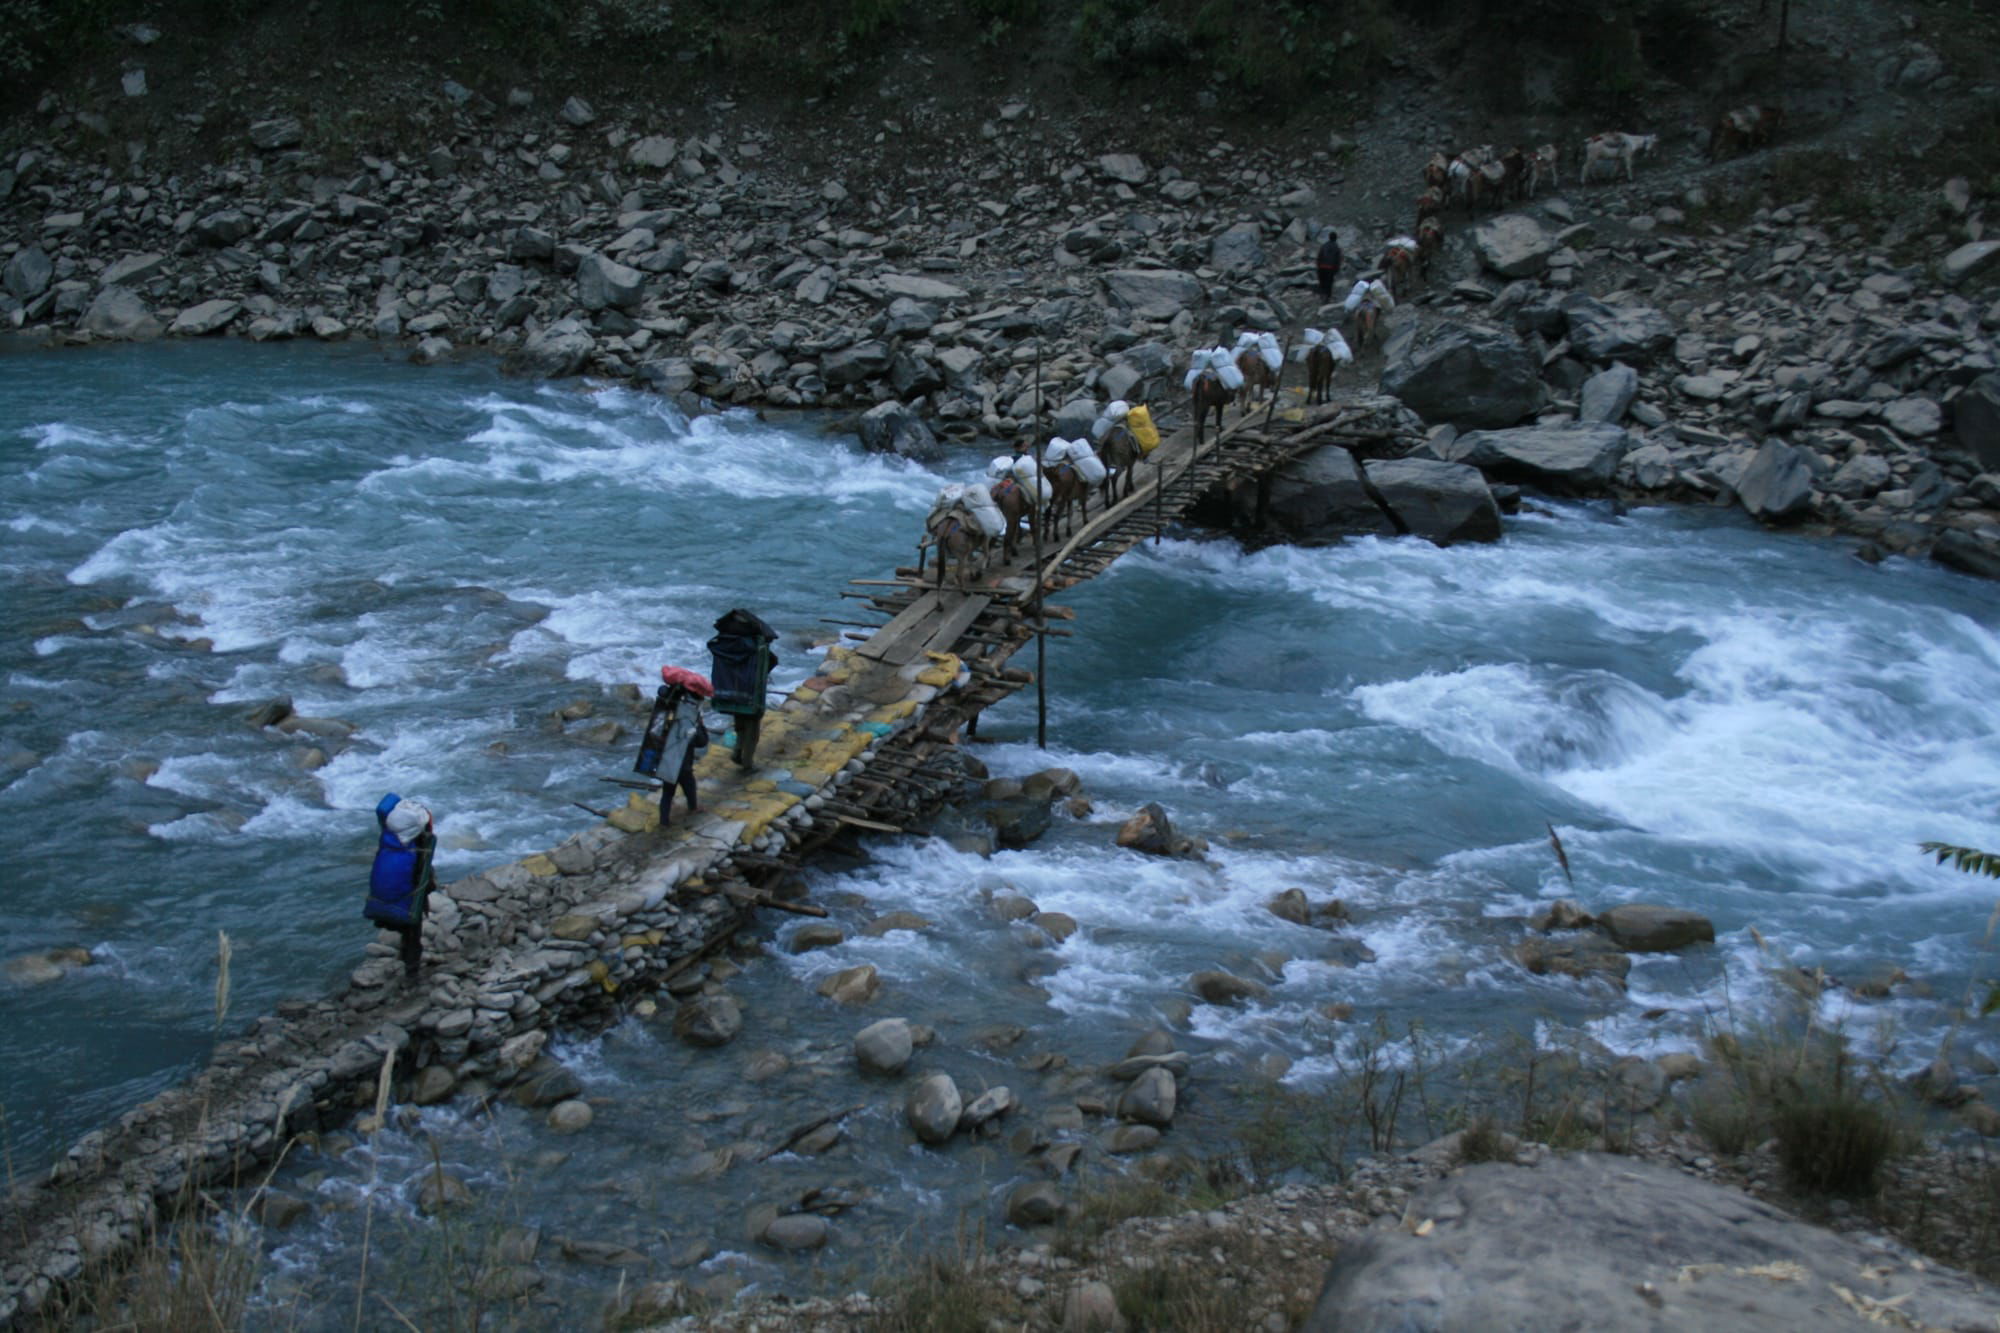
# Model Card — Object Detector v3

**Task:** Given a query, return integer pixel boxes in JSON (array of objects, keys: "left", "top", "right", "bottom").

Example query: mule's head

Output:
[{"left": 1639, "top": 133, "right": 1660, "bottom": 155}]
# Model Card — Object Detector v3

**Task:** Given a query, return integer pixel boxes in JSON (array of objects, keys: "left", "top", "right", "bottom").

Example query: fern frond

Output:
[{"left": 1919, "top": 842, "right": 2000, "bottom": 879}]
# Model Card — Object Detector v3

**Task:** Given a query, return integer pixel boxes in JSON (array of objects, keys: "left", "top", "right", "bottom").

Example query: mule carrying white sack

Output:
[
  {"left": 1064, "top": 439, "right": 1108, "bottom": 484},
  {"left": 1091, "top": 400, "right": 1133, "bottom": 443},
  {"left": 1186, "top": 345, "right": 1244, "bottom": 391},
  {"left": 959, "top": 485, "right": 1007, "bottom": 537},
  {"left": 1009, "top": 453, "right": 1054, "bottom": 503},
  {"left": 1295, "top": 327, "right": 1354, "bottom": 363}
]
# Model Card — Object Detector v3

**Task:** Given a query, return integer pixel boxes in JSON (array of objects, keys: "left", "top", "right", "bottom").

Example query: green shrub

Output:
[{"left": 1771, "top": 1078, "right": 1901, "bottom": 1196}]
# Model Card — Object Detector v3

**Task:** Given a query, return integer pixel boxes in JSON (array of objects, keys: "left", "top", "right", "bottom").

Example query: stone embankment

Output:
[{"left": 0, "top": 638, "right": 1006, "bottom": 1324}]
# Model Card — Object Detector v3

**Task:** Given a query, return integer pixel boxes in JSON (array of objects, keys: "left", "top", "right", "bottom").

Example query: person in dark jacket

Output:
[
  {"left": 363, "top": 794, "right": 436, "bottom": 980},
  {"left": 635, "top": 673, "right": 710, "bottom": 823},
  {"left": 1315, "top": 230, "right": 1344, "bottom": 304},
  {"left": 707, "top": 609, "right": 779, "bottom": 769}
]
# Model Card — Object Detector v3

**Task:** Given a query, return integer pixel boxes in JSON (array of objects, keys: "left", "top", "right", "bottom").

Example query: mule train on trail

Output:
[{"left": 918, "top": 401, "right": 1158, "bottom": 589}]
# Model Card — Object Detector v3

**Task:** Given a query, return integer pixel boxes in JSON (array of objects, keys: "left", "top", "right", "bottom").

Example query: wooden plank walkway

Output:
[{"left": 842, "top": 387, "right": 1418, "bottom": 672}]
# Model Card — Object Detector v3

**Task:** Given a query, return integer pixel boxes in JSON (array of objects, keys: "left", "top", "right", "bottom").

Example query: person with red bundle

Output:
[{"left": 636, "top": 665, "right": 712, "bottom": 823}]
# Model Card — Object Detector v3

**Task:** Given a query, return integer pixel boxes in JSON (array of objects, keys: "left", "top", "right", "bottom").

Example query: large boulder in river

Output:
[
  {"left": 1303, "top": 1153, "right": 2000, "bottom": 1332},
  {"left": 673, "top": 994, "right": 742, "bottom": 1047},
  {"left": 1362, "top": 458, "right": 1502, "bottom": 545},
  {"left": 1471, "top": 214, "right": 1555, "bottom": 278},
  {"left": 1247, "top": 446, "right": 1396, "bottom": 541},
  {"left": 1595, "top": 904, "right": 1715, "bottom": 953},
  {"left": 1103, "top": 268, "right": 1203, "bottom": 320},
  {"left": 1440, "top": 422, "right": 1630, "bottom": 493},
  {"left": 857, "top": 400, "right": 943, "bottom": 462},
  {"left": 1932, "top": 529, "right": 2000, "bottom": 581},
  {"left": 1561, "top": 295, "right": 1675, "bottom": 366},
  {"left": 1381, "top": 322, "right": 1544, "bottom": 430},
  {"left": 1735, "top": 439, "right": 1815, "bottom": 523},
  {"left": 1953, "top": 373, "right": 2000, "bottom": 471},
  {"left": 78, "top": 286, "right": 164, "bottom": 340},
  {"left": 906, "top": 1072, "right": 963, "bottom": 1145},
  {"left": 854, "top": 1018, "right": 915, "bottom": 1075}
]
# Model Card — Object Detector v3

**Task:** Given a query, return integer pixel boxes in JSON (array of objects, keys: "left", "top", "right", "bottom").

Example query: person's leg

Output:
[
  {"left": 676, "top": 747, "right": 699, "bottom": 812},
  {"left": 734, "top": 712, "right": 762, "bottom": 768},
  {"left": 399, "top": 923, "right": 422, "bottom": 978}
]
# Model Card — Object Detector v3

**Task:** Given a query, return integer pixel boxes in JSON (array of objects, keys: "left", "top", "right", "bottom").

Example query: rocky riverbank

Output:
[{"left": 5, "top": 62, "right": 1998, "bottom": 572}]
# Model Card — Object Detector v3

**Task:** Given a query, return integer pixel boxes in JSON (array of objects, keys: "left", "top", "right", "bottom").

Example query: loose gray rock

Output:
[
  {"left": 1381, "top": 322, "right": 1544, "bottom": 429},
  {"left": 1007, "top": 1180, "right": 1062, "bottom": 1226},
  {"left": 78, "top": 287, "right": 164, "bottom": 340},
  {"left": 1098, "top": 153, "right": 1149, "bottom": 184},
  {"left": 673, "top": 994, "right": 742, "bottom": 1047},
  {"left": 876, "top": 273, "right": 969, "bottom": 304},
  {"left": 821, "top": 340, "right": 892, "bottom": 387},
  {"left": 560, "top": 96, "right": 596, "bottom": 126},
  {"left": 1578, "top": 364, "right": 1639, "bottom": 424},
  {"left": 853, "top": 1018, "right": 914, "bottom": 1075},
  {"left": 857, "top": 400, "right": 943, "bottom": 462},
  {"left": 1471, "top": 214, "right": 1555, "bottom": 278},
  {"left": 545, "top": 1099, "right": 594, "bottom": 1133},
  {"left": 577, "top": 253, "right": 645, "bottom": 312},
  {"left": 1952, "top": 374, "right": 2000, "bottom": 471},
  {"left": 1943, "top": 239, "right": 2000, "bottom": 286},
  {"left": 170, "top": 299, "right": 241, "bottom": 336},
  {"left": 1190, "top": 970, "right": 1267, "bottom": 1005},
  {"left": 1441, "top": 422, "right": 1630, "bottom": 494},
  {"left": 761, "top": 1214, "right": 829, "bottom": 1250},
  {"left": 1116, "top": 1066, "right": 1178, "bottom": 1127},
  {"left": 1210, "top": 223, "right": 1265, "bottom": 275},
  {"left": 906, "top": 1072, "right": 963, "bottom": 1145},
  {"left": 99, "top": 252, "right": 166, "bottom": 289},
  {"left": 1363, "top": 458, "right": 1503, "bottom": 545},
  {"left": 1103, "top": 269, "right": 1203, "bottom": 321},
  {"left": 1562, "top": 295, "right": 1675, "bottom": 365},
  {"left": 1302, "top": 1153, "right": 2000, "bottom": 1332},
  {"left": 1595, "top": 904, "right": 1716, "bottom": 952},
  {"left": 1735, "top": 439, "right": 1815, "bottom": 524},
  {"left": 505, "top": 318, "right": 596, "bottom": 378},
  {"left": 414, "top": 1170, "right": 473, "bottom": 1214},
  {"left": 5, "top": 246, "right": 53, "bottom": 301},
  {"left": 248, "top": 117, "right": 304, "bottom": 150}
]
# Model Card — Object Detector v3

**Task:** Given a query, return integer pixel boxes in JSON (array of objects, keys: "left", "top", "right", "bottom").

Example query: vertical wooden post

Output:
[{"left": 1032, "top": 339, "right": 1048, "bottom": 750}]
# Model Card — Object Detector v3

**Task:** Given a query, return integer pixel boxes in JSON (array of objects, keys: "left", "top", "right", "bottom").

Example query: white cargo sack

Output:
[
  {"left": 1343, "top": 279, "right": 1371, "bottom": 314},
  {"left": 1067, "top": 440, "right": 1108, "bottom": 484},
  {"left": 1385, "top": 235, "right": 1418, "bottom": 254},
  {"left": 961, "top": 485, "right": 1007, "bottom": 538},
  {"left": 1323, "top": 328, "right": 1354, "bottom": 363},
  {"left": 1010, "top": 453, "right": 1053, "bottom": 503},
  {"left": 1368, "top": 279, "right": 1395, "bottom": 313},
  {"left": 1256, "top": 331, "right": 1282, "bottom": 371},
  {"left": 987, "top": 455, "right": 1015, "bottom": 479},
  {"left": 1293, "top": 328, "right": 1326, "bottom": 361},
  {"left": 1216, "top": 355, "right": 1245, "bottom": 391},
  {"left": 929, "top": 482, "right": 968, "bottom": 522}
]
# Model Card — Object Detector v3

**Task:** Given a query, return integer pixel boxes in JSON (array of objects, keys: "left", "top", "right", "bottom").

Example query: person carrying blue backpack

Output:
[{"left": 363, "top": 794, "right": 436, "bottom": 980}]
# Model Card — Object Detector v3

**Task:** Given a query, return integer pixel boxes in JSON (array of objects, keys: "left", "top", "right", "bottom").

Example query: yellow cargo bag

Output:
[{"left": 1126, "top": 404, "right": 1161, "bottom": 453}]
